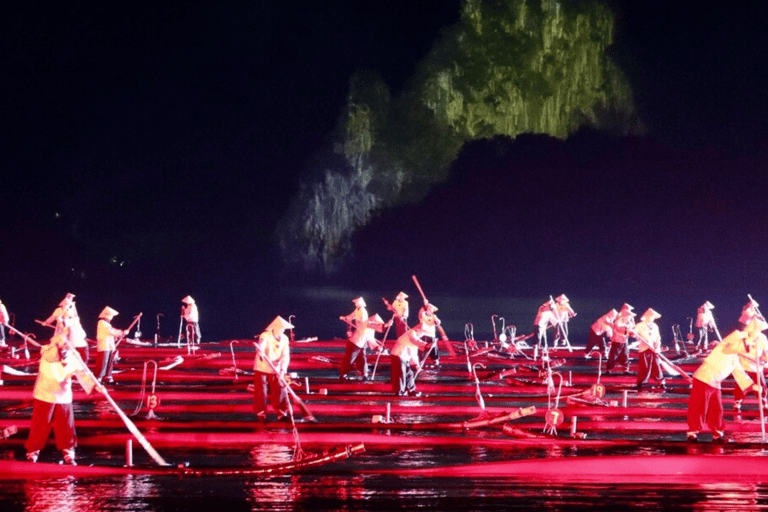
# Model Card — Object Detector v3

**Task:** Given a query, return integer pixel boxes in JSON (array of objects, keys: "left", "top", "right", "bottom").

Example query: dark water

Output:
[
  {"left": 3, "top": 444, "right": 768, "bottom": 511},
  {"left": 3, "top": 471, "right": 768, "bottom": 511}
]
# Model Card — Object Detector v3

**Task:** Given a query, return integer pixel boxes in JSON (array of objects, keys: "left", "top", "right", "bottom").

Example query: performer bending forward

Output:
[
  {"left": 635, "top": 308, "right": 665, "bottom": 391},
  {"left": 390, "top": 324, "right": 429, "bottom": 397},
  {"left": 25, "top": 329, "right": 98, "bottom": 464},
  {"left": 686, "top": 318, "right": 764, "bottom": 442},
  {"left": 253, "top": 316, "right": 293, "bottom": 423}
]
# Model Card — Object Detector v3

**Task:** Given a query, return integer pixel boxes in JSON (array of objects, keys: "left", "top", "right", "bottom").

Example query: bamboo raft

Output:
[{"left": 2, "top": 337, "right": 767, "bottom": 480}]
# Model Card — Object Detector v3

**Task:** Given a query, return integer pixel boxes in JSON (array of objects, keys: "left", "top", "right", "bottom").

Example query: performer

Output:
[
  {"left": 339, "top": 297, "right": 369, "bottom": 380},
  {"left": 65, "top": 312, "right": 89, "bottom": 364},
  {"left": 584, "top": 309, "right": 618, "bottom": 359},
  {"left": 181, "top": 296, "right": 201, "bottom": 344},
  {"left": 607, "top": 304, "right": 635, "bottom": 373},
  {"left": 0, "top": 297, "right": 8, "bottom": 347},
  {"left": 687, "top": 320, "right": 763, "bottom": 442},
  {"left": 42, "top": 293, "right": 78, "bottom": 335},
  {"left": 695, "top": 301, "right": 716, "bottom": 350},
  {"left": 418, "top": 302, "right": 443, "bottom": 368},
  {"left": 552, "top": 294, "right": 576, "bottom": 349},
  {"left": 534, "top": 298, "right": 558, "bottom": 350},
  {"left": 385, "top": 291, "right": 410, "bottom": 337},
  {"left": 24, "top": 329, "right": 98, "bottom": 465},
  {"left": 253, "top": 316, "right": 293, "bottom": 423},
  {"left": 635, "top": 308, "right": 665, "bottom": 391},
  {"left": 738, "top": 297, "right": 763, "bottom": 329},
  {"left": 733, "top": 318, "right": 768, "bottom": 413},
  {"left": 95, "top": 307, "right": 128, "bottom": 384},
  {"left": 390, "top": 323, "right": 430, "bottom": 396}
]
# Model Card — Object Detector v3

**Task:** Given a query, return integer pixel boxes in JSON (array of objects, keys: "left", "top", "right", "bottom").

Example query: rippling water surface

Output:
[{"left": 4, "top": 443, "right": 768, "bottom": 511}]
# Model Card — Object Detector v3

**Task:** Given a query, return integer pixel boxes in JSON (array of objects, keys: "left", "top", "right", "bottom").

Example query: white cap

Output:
[
  {"left": 555, "top": 294, "right": 569, "bottom": 303},
  {"left": 641, "top": 308, "right": 661, "bottom": 322},
  {"left": 266, "top": 316, "right": 294, "bottom": 333},
  {"left": 181, "top": 295, "right": 195, "bottom": 304},
  {"left": 59, "top": 293, "right": 76, "bottom": 306},
  {"left": 353, "top": 297, "right": 366, "bottom": 308},
  {"left": 396, "top": 292, "right": 408, "bottom": 301},
  {"left": 702, "top": 301, "right": 714, "bottom": 310},
  {"left": 99, "top": 306, "right": 119, "bottom": 320}
]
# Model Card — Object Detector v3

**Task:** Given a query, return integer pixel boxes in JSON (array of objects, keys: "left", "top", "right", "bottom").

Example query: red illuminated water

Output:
[{"left": 4, "top": 339, "right": 768, "bottom": 510}]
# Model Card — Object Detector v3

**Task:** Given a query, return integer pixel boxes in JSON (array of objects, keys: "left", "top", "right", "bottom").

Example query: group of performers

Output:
[
  {"left": 336, "top": 292, "right": 446, "bottom": 396},
  {"left": 4, "top": 290, "right": 768, "bottom": 463},
  {"left": 0, "top": 293, "right": 198, "bottom": 465},
  {"left": 533, "top": 294, "right": 577, "bottom": 351}
]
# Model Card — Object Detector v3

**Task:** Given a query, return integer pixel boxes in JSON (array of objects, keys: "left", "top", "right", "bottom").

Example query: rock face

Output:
[{"left": 278, "top": 0, "right": 641, "bottom": 273}]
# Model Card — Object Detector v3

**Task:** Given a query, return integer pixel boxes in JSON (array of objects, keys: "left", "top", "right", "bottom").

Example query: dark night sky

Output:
[{"left": 1, "top": 1, "right": 768, "bottom": 341}]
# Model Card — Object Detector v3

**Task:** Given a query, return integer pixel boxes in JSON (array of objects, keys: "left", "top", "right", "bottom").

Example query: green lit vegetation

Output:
[{"left": 280, "top": 0, "right": 639, "bottom": 272}]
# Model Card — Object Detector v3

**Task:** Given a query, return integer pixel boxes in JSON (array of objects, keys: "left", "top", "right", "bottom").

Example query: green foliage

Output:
[
  {"left": 420, "top": 0, "right": 631, "bottom": 140},
  {"left": 282, "top": 0, "right": 639, "bottom": 272}
]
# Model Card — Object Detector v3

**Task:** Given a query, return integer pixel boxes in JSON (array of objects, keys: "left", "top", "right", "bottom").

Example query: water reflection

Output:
[{"left": 21, "top": 475, "right": 158, "bottom": 512}]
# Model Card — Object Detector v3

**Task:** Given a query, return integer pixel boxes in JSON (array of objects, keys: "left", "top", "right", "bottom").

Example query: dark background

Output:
[{"left": 1, "top": 1, "right": 767, "bottom": 342}]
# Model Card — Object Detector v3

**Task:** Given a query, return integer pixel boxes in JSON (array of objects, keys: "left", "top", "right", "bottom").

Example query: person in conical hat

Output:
[
  {"left": 181, "top": 296, "right": 201, "bottom": 345},
  {"left": 584, "top": 309, "right": 618, "bottom": 359},
  {"left": 390, "top": 323, "right": 430, "bottom": 396},
  {"left": 687, "top": 324, "right": 762, "bottom": 443},
  {"left": 552, "top": 295, "right": 576, "bottom": 351},
  {"left": 418, "top": 302, "right": 443, "bottom": 368},
  {"left": 733, "top": 317, "right": 768, "bottom": 413},
  {"left": 0, "top": 298, "right": 8, "bottom": 347},
  {"left": 339, "top": 297, "right": 370, "bottom": 380},
  {"left": 635, "top": 308, "right": 665, "bottom": 391},
  {"left": 385, "top": 292, "right": 410, "bottom": 337},
  {"left": 253, "top": 316, "right": 293, "bottom": 422},
  {"left": 24, "top": 325, "right": 82, "bottom": 465},
  {"left": 42, "top": 294, "right": 79, "bottom": 336},
  {"left": 607, "top": 305, "right": 636, "bottom": 372},
  {"left": 95, "top": 307, "right": 128, "bottom": 384},
  {"left": 739, "top": 297, "right": 764, "bottom": 329},
  {"left": 695, "top": 301, "right": 717, "bottom": 350},
  {"left": 534, "top": 299, "right": 558, "bottom": 352}
]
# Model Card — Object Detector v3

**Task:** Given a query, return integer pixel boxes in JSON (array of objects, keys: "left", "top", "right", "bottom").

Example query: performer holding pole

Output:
[
  {"left": 383, "top": 292, "right": 409, "bottom": 337},
  {"left": 411, "top": 275, "right": 450, "bottom": 360},
  {"left": 339, "top": 297, "right": 370, "bottom": 380},
  {"left": 534, "top": 298, "right": 558, "bottom": 352},
  {"left": 95, "top": 307, "right": 136, "bottom": 384},
  {"left": 390, "top": 323, "right": 430, "bottom": 397},
  {"left": 253, "top": 316, "right": 317, "bottom": 423},
  {"left": 552, "top": 294, "right": 576, "bottom": 352},
  {"left": 686, "top": 319, "right": 763, "bottom": 443},
  {"left": 695, "top": 301, "right": 717, "bottom": 351},
  {"left": 181, "top": 296, "right": 201, "bottom": 345},
  {"left": 733, "top": 317, "right": 768, "bottom": 413},
  {"left": 607, "top": 304, "right": 635, "bottom": 373},
  {"left": 584, "top": 309, "right": 617, "bottom": 359},
  {"left": 634, "top": 308, "right": 666, "bottom": 391}
]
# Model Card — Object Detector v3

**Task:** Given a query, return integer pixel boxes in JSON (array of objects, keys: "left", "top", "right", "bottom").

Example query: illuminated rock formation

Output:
[{"left": 279, "top": 0, "right": 640, "bottom": 273}]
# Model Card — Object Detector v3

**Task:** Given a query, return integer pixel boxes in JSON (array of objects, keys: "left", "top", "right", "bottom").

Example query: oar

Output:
[
  {"left": 61, "top": 337, "right": 169, "bottom": 466},
  {"left": 656, "top": 351, "right": 693, "bottom": 382},
  {"left": 632, "top": 328, "right": 692, "bottom": 382},
  {"left": 5, "top": 324, "right": 42, "bottom": 348},
  {"left": 114, "top": 313, "right": 143, "bottom": 349},
  {"left": 255, "top": 345, "right": 317, "bottom": 423}
]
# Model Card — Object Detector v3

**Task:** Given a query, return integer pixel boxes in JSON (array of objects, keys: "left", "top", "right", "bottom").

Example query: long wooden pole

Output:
[{"left": 255, "top": 345, "right": 317, "bottom": 422}]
